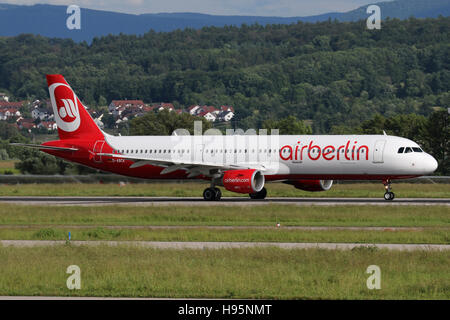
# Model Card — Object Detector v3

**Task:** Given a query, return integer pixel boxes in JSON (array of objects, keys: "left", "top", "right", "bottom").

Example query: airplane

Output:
[{"left": 12, "top": 74, "right": 438, "bottom": 201}]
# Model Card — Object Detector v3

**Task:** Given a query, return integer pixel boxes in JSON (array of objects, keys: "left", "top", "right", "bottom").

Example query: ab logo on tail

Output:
[{"left": 49, "top": 82, "right": 81, "bottom": 132}]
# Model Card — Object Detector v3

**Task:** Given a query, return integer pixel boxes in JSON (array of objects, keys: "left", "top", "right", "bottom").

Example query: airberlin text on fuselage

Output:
[{"left": 280, "top": 140, "right": 369, "bottom": 161}]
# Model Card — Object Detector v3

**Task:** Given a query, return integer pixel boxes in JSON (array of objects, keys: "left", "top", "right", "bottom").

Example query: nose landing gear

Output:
[{"left": 383, "top": 179, "right": 395, "bottom": 201}]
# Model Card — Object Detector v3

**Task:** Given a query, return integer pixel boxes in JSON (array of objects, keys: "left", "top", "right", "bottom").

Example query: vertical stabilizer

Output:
[{"left": 46, "top": 74, "right": 103, "bottom": 140}]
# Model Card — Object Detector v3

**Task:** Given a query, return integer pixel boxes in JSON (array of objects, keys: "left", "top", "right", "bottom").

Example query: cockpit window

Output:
[
  {"left": 412, "top": 147, "right": 423, "bottom": 152},
  {"left": 398, "top": 147, "right": 404, "bottom": 153},
  {"left": 405, "top": 147, "right": 413, "bottom": 153}
]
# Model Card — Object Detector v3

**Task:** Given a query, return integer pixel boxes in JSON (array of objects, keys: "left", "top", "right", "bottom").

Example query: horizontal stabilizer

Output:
[{"left": 10, "top": 143, "right": 78, "bottom": 152}]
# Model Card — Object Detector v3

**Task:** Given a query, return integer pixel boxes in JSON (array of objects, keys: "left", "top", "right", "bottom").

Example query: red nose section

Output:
[{"left": 46, "top": 74, "right": 103, "bottom": 141}]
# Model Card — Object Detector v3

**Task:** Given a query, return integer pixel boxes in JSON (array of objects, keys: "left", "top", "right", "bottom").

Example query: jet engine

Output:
[
  {"left": 285, "top": 179, "right": 333, "bottom": 192},
  {"left": 223, "top": 169, "right": 265, "bottom": 194}
]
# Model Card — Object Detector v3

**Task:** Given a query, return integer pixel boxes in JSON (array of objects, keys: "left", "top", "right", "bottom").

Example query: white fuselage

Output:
[{"left": 103, "top": 133, "right": 438, "bottom": 180}]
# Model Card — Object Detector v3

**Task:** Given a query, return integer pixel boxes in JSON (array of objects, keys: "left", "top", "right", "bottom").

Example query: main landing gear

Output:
[
  {"left": 383, "top": 179, "right": 395, "bottom": 201},
  {"left": 203, "top": 187, "right": 222, "bottom": 201},
  {"left": 249, "top": 187, "right": 267, "bottom": 200},
  {"left": 203, "top": 186, "right": 268, "bottom": 201}
]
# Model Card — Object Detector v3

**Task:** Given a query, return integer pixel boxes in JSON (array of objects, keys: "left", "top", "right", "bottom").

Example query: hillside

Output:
[
  {"left": 0, "top": 0, "right": 448, "bottom": 42},
  {"left": 0, "top": 17, "right": 448, "bottom": 134}
]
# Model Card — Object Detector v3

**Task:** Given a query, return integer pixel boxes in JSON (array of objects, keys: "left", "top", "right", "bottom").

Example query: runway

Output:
[
  {"left": 0, "top": 196, "right": 448, "bottom": 206},
  {"left": 1, "top": 240, "right": 448, "bottom": 251}
]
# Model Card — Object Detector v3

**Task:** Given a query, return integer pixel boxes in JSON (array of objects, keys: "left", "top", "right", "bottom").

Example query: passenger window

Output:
[{"left": 405, "top": 147, "right": 413, "bottom": 153}]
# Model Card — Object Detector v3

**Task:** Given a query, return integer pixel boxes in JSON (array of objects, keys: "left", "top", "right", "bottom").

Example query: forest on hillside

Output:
[{"left": 0, "top": 16, "right": 448, "bottom": 133}]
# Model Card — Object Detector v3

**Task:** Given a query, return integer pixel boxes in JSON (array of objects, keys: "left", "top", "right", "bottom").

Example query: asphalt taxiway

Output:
[{"left": 0, "top": 196, "right": 448, "bottom": 206}]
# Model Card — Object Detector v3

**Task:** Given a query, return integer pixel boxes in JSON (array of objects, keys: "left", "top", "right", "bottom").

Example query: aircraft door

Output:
[
  {"left": 195, "top": 144, "right": 204, "bottom": 163},
  {"left": 373, "top": 140, "right": 386, "bottom": 163}
]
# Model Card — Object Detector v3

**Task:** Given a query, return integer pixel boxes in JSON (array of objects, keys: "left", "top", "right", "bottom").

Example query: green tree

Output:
[
  {"left": 422, "top": 110, "right": 449, "bottom": 175},
  {"left": 262, "top": 116, "right": 312, "bottom": 135},
  {"left": 130, "top": 110, "right": 212, "bottom": 136}
]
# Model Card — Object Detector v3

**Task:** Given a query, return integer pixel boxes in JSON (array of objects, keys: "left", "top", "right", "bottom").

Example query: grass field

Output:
[
  {"left": 0, "top": 182, "right": 449, "bottom": 198},
  {"left": 0, "top": 246, "right": 448, "bottom": 299},
  {"left": 0, "top": 197, "right": 448, "bottom": 299},
  {"left": 0, "top": 203, "right": 448, "bottom": 244},
  {"left": 0, "top": 204, "right": 448, "bottom": 227},
  {"left": 0, "top": 160, "right": 19, "bottom": 175},
  {"left": 0, "top": 226, "right": 448, "bottom": 244}
]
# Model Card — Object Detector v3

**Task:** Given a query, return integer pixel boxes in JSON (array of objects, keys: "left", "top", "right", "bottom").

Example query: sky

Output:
[{"left": 1, "top": 0, "right": 392, "bottom": 16}]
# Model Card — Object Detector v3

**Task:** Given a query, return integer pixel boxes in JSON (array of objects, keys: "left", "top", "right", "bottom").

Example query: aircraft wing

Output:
[{"left": 97, "top": 152, "right": 266, "bottom": 177}]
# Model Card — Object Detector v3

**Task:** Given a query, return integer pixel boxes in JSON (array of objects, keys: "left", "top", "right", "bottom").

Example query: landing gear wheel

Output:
[
  {"left": 203, "top": 187, "right": 222, "bottom": 201},
  {"left": 249, "top": 187, "right": 267, "bottom": 200},
  {"left": 213, "top": 187, "right": 222, "bottom": 201},
  {"left": 382, "top": 179, "right": 395, "bottom": 201},
  {"left": 203, "top": 188, "right": 216, "bottom": 201},
  {"left": 384, "top": 191, "right": 395, "bottom": 201}
]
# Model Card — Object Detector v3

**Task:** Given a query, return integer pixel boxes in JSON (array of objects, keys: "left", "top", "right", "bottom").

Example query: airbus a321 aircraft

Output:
[{"left": 13, "top": 75, "right": 438, "bottom": 201}]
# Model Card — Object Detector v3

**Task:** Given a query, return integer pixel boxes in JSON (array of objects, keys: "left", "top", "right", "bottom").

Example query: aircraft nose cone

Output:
[{"left": 425, "top": 155, "right": 438, "bottom": 174}]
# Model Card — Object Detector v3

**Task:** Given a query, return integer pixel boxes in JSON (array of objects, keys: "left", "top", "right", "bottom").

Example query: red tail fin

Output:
[{"left": 47, "top": 74, "right": 103, "bottom": 140}]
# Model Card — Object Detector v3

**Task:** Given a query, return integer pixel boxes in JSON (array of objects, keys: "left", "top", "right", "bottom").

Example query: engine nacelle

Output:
[
  {"left": 286, "top": 179, "right": 333, "bottom": 192},
  {"left": 223, "top": 169, "right": 265, "bottom": 194}
]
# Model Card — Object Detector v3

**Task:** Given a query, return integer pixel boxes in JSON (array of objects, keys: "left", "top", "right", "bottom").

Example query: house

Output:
[
  {"left": 0, "top": 93, "right": 9, "bottom": 102},
  {"left": 188, "top": 105, "right": 201, "bottom": 115},
  {"left": 38, "top": 121, "right": 57, "bottom": 131},
  {"left": 0, "top": 109, "right": 20, "bottom": 120},
  {"left": 0, "top": 101, "right": 24, "bottom": 120},
  {"left": 0, "top": 101, "right": 24, "bottom": 108},
  {"left": 220, "top": 110, "right": 235, "bottom": 122},
  {"left": 202, "top": 106, "right": 220, "bottom": 116},
  {"left": 17, "top": 119, "right": 36, "bottom": 130},
  {"left": 31, "top": 107, "right": 51, "bottom": 120},
  {"left": 185, "top": 104, "right": 236, "bottom": 121},
  {"left": 152, "top": 103, "right": 175, "bottom": 112},
  {"left": 109, "top": 100, "right": 145, "bottom": 112},
  {"left": 220, "top": 105, "right": 235, "bottom": 113},
  {"left": 198, "top": 110, "right": 216, "bottom": 122}
]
